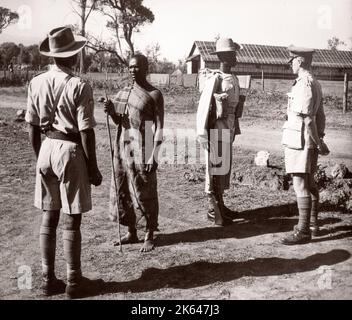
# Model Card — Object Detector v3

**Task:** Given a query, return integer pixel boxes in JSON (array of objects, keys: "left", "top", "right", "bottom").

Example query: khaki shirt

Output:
[
  {"left": 25, "top": 65, "right": 96, "bottom": 134},
  {"left": 286, "top": 70, "right": 325, "bottom": 149}
]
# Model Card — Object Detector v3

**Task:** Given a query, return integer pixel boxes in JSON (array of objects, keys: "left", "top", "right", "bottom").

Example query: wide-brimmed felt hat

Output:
[
  {"left": 287, "top": 45, "right": 315, "bottom": 63},
  {"left": 210, "top": 38, "right": 242, "bottom": 55},
  {"left": 39, "top": 27, "right": 87, "bottom": 58}
]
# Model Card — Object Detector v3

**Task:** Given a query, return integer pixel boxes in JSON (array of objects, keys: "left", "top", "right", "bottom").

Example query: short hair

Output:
[{"left": 130, "top": 54, "right": 149, "bottom": 68}]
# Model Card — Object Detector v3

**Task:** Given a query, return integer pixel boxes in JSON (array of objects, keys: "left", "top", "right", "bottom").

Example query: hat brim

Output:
[
  {"left": 210, "top": 43, "right": 242, "bottom": 55},
  {"left": 39, "top": 35, "right": 87, "bottom": 58}
]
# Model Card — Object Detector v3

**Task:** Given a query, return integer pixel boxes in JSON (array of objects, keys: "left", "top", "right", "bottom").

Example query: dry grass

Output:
[
  {"left": 1, "top": 79, "right": 352, "bottom": 300},
  {"left": 1, "top": 107, "right": 352, "bottom": 300}
]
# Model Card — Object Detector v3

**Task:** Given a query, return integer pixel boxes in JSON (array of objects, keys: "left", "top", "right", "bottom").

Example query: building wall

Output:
[
  {"left": 186, "top": 61, "right": 193, "bottom": 74},
  {"left": 188, "top": 58, "right": 352, "bottom": 80}
]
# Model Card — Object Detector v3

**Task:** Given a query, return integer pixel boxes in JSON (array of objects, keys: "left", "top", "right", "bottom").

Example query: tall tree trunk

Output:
[{"left": 79, "top": 1, "right": 86, "bottom": 74}]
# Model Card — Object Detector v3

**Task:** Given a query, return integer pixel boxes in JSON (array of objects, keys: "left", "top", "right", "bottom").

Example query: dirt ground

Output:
[{"left": 0, "top": 84, "right": 351, "bottom": 300}]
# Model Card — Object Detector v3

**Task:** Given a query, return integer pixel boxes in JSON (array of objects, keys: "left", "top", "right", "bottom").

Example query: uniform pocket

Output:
[
  {"left": 53, "top": 142, "right": 78, "bottom": 181},
  {"left": 281, "top": 120, "right": 304, "bottom": 150}
]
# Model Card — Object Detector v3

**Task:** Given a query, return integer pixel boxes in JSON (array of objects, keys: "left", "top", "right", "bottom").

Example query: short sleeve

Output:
[
  {"left": 25, "top": 82, "right": 40, "bottom": 126},
  {"left": 291, "top": 79, "right": 314, "bottom": 116},
  {"left": 75, "top": 82, "right": 96, "bottom": 131}
]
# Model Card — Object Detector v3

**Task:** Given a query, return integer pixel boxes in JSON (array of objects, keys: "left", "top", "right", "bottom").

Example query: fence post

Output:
[
  {"left": 261, "top": 68, "right": 265, "bottom": 91},
  {"left": 343, "top": 72, "right": 349, "bottom": 114}
]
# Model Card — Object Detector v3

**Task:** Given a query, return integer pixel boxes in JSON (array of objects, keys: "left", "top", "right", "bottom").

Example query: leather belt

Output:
[{"left": 45, "top": 129, "right": 81, "bottom": 144}]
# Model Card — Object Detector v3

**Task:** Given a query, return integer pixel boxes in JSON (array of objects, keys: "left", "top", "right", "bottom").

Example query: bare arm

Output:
[
  {"left": 80, "top": 128, "right": 102, "bottom": 186},
  {"left": 28, "top": 124, "right": 41, "bottom": 160},
  {"left": 146, "top": 91, "right": 164, "bottom": 172}
]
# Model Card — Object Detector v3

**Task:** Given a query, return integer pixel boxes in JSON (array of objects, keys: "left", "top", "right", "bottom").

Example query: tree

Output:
[
  {"left": 18, "top": 44, "right": 31, "bottom": 65},
  {"left": 0, "top": 42, "right": 20, "bottom": 67},
  {"left": 327, "top": 37, "right": 346, "bottom": 50},
  {"left": 156, "top": 58, "right": 175, "bottom": 74},
  {"left": 145, "top": 42, "right": 160, "bottom": 73},
  {"left": 71, "top": 0, "right": 97, "bottom": 73},
  {"left": 91, "top": 0, "right": 154, "bottom": 66},
  {"left": 0, "top": 6, "right": 19, "bottom": 34},
  {"left": 177, "top": 58, "right": 187, "bottom": 73},
  {"left": 25, "top": 44, "right": 50, "bottom": 70}
]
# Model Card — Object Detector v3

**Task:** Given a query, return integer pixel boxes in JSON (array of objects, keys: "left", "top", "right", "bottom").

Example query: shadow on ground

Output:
[
  {"left": 155, "top": 203, "right": 342, "bottom": 247},
  {"left": 76, "top": 249, "right": 350, "bottom": 297}
]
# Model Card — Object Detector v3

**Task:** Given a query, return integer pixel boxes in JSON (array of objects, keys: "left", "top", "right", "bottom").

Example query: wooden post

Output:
[
  {"left": 261, "top": 68, "right": 264, "bottom": 91},
  {"left": 343, "top": 72, "right": 349, "bottom": 114}
]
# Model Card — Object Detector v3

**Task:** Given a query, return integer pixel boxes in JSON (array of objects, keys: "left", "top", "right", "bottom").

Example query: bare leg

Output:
[
  {"left": 140, "top": 230, "right": 154, "bottom": 252},
  {"left": 113, "top": 226, "right": 139, "bottom": 246}
]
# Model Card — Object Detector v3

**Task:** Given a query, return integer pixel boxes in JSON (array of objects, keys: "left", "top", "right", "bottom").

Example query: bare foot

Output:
[
  {"left": 140, "top": 239, "right": 154, "bottom": 252},
  {"left": 113, "top": 232, "right": 139, "bottom": 246}
]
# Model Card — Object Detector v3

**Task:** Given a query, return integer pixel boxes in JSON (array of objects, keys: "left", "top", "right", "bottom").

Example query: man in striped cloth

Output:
[{"left": 104, "top": 54, "right": 164, "bottom": 252}]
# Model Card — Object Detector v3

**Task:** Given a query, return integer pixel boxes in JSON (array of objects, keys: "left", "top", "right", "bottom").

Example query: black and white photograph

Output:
[{"left": 0, "top": 0, "right": 351, "bottom": 304}]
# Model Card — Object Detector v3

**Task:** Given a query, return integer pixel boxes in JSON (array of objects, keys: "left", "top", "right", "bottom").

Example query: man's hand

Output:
[
  {"left": 103, "top": 99, "right": 115, "bottom": 116},
  {"left": 318, "top": 139, "right": 330, "bottom": 156},
  {"left": 89, "top": 167, "right": 103, "bottom": 186},
  {"left": 145, "top": 159, "right": 158, "bottom": 173}
]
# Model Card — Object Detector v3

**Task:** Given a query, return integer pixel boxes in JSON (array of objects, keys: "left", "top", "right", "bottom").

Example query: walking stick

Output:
[{"left": 105, "top": 89, "right": 123, "bottom": 253}]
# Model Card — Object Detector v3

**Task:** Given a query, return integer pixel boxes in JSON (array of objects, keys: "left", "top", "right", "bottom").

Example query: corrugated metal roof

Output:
[{"left": 190, "top": 41, "right": 352, "bottom": 69}]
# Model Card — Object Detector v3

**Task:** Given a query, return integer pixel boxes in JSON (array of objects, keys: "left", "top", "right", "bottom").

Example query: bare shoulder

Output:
[{"left": 148, "top": 87, "right": 164, "bottom": 106}]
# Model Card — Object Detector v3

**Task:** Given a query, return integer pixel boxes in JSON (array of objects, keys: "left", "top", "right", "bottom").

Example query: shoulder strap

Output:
[
  {"left": 53, "top": 74, "right": 72, "bottom": 112},
  {"left": 50, "top": 75, "right": 72, "bottom": 124},
  {"left": 42, "top": 74, "right": 72, "bottom": 132}
]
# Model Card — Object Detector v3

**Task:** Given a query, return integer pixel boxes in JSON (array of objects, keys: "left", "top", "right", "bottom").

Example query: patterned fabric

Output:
[{"left": 109, "top": 84, "right": 159, "bottom": 231}]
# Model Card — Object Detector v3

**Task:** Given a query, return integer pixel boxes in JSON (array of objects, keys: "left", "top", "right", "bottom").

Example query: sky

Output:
[{"left": 0, "top": 0, "right": 351, "bottom": 62}]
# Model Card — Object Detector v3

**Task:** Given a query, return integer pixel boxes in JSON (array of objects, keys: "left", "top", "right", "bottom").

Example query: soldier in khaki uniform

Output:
[
  {"left": 280, "top": 46, "right": 328, "bottom": 245},
  {"left": 25, "top": 27, "right": 102, "bottom": 298},
  {"left": 197, "top": 38, "right": 245, "bottom": 226}
]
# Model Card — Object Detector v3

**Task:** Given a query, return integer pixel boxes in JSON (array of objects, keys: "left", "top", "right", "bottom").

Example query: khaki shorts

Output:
[
  {"left": 35, "top": 138, "right": 91, "bottom": 214},
  {"left": 284, "top": 147, "right": 318, "bottom": 174}
]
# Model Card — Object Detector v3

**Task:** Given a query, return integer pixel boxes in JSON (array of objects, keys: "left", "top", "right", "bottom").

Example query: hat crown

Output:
[
  {"left": 48, "top": 27, "right": 75, "bottom": 53},
  {"left": 287, "top": 45, "right": 315, "bottom": 56},
  {"left": 215, "top": 38, "right": 239, "bottom": 52}
]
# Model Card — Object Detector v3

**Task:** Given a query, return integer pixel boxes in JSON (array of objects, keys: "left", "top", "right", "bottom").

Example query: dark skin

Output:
[
  {"left": 217, "top": 51, "right": 237, "bottom": 73},
  {"left": 103, "top": 55, "right": 164, "bottom": 252}
]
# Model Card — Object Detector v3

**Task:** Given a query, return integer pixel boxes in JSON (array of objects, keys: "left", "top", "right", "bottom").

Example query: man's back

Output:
[{"left": 26, "top": 65, "right": 96, "bottom": 134}]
